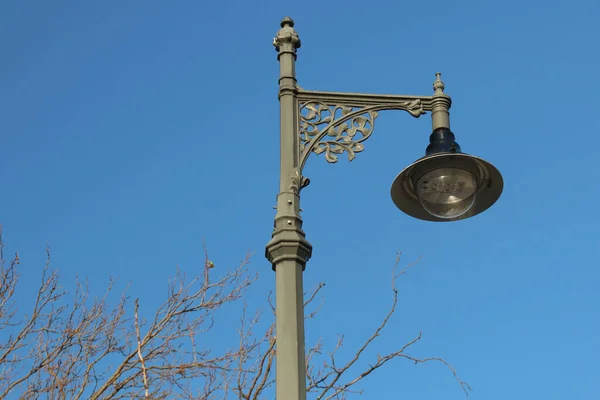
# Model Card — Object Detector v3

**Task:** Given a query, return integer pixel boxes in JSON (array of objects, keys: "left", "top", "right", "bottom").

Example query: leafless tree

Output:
[{"left": 0, "top": 226, "right": 470, "bottom": 399}]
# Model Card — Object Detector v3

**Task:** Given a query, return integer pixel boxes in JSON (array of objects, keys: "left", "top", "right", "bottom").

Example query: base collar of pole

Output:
[{"left": 265, "top": 229, "right": 312, "bottom": 271}]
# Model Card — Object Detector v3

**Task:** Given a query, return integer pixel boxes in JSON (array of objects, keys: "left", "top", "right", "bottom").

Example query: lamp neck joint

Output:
[{"left": 425, "top": 127, "right": 461, "bottom": 155}]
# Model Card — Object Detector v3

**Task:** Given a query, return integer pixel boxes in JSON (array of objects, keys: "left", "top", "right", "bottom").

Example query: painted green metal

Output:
[
  {"left": 266, "top": 17, "right": 310, "bottom": 400},
  {"left": 266, "top": 16, "right": 502, "bottom": 399}
]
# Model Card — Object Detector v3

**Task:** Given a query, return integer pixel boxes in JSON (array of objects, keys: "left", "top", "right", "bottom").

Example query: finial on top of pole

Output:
[
  {"left": 280, "top": 16, "right": 294, "bottom": 27},
  {"left": 433, "top": 72, "right": 445, "bottom": 94},
  {"left": 273, "top": 16, "right": 301, "bottom": 55}
]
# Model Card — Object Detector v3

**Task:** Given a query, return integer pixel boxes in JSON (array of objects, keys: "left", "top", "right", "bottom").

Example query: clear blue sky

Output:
[{"left": 1, "top": 1, "right": 599, "bottom": 399}]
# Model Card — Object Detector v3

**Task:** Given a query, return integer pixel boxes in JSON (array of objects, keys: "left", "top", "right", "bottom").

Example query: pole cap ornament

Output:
[{"left": 273, "top": 16, "right": 301, "bottom": 53}]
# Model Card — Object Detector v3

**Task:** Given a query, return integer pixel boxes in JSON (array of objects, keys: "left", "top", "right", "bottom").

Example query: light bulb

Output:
[{"left": 416, "top": 168, "right": 477, "bottom": 219}]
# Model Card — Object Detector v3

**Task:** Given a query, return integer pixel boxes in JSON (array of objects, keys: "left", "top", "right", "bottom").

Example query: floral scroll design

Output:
[
  {"left": 299, "top": 100, "right": 424, "bottom": 167},
  {"left": 290, "top": 167, "right": 310, "bottom": 193}
]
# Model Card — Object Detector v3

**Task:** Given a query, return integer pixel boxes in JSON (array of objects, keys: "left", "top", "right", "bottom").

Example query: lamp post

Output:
[{"left": 265, "top": 17, "right": 503, "bottom": 400}]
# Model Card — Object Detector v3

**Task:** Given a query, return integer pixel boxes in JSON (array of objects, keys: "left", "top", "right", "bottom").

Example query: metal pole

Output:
[{"left": 266, "top": 17, "right": 312, "bottom": 400}]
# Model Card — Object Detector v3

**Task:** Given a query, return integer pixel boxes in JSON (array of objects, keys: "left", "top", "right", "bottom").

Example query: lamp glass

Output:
[{"left": 416, "top": 167, "right": 477, "bottom": 219}]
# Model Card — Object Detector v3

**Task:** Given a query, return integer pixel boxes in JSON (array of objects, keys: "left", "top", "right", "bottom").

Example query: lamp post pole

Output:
[
  {"left": 265, "top": 17, "right": 502, "bottom": 400},
  {"left": 265, "top": 16, "right": 312, "bottom": 400}
]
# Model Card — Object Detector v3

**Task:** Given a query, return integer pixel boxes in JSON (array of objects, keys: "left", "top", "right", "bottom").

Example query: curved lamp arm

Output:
[
  {"left": 291, "top": 74, "right": 451, "bottom": 191},
  {"left": 298, "top": 91, "right": 433, "bottom": 170}
]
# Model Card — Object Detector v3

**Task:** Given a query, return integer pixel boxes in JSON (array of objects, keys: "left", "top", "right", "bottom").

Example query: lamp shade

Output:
[{"left": 390, "top": 152, "right": 503, "bottom": 222}]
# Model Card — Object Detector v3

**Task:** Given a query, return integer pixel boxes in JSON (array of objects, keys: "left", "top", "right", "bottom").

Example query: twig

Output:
[
  {"left": 307, "top": 253, "right": 470, "bottom": 399},
  {"left": 135, "top": 299, "right": 149, "bottom": 398}
]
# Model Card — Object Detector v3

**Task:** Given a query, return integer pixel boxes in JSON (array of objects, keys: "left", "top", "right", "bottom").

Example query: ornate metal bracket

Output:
[{"left": 297, "top": 90, "right": 438, "bottom": 171}]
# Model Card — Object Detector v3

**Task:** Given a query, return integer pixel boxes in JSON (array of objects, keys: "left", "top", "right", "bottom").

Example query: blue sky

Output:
[{"left": 1, "top": 0, "right": 599, "bottom": 398}]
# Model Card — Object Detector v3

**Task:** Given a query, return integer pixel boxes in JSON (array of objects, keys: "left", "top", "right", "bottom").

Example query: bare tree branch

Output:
[
  {"left": 304, "top": 252, "right": 470, "bottom": 399},
  {"left": 134, "top": 299, "right": 149, "bottom": 398},
  {"left": 0, "top": 225, "right": 470, "bottom": 399}
]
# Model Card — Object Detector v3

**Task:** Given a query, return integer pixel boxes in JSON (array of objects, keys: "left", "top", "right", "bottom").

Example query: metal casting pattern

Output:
[
  {"left": 300, "top": 102, "right": 377, "bottom": 164},
  {"left": 299, "top": 99, "right": 425, "bottom": 168},
  {"left": 290, "top": 167, "right": 310, "bottom": 193}
]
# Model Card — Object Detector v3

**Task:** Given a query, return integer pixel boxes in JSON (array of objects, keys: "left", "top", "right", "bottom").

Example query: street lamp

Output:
[
  {"left": 265, "top": 17, "right": 502, "bottom": 400},
  {"left": 391, "top": 126, "right": 503, "bottom": 221}
]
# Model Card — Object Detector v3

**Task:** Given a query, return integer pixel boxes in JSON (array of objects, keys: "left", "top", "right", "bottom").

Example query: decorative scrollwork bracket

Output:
[{"left": 296, "top": 90, "right": 440, "bottom": 171}]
